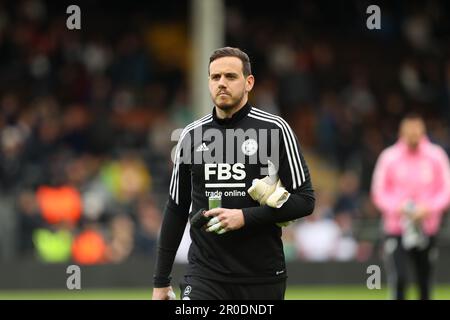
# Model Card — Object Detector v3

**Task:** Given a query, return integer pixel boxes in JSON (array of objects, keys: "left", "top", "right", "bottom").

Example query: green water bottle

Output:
[{"left": 208, "top": 194, "right": 222, "bottom": 210}]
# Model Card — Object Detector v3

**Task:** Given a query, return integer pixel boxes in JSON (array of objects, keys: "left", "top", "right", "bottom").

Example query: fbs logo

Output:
[{"left": 205, "top": 163, "right": 246, "bottom": 181}]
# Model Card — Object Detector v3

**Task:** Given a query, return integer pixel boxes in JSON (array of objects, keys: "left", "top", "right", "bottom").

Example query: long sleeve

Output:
[
  {"left": 153, "top": 133, "right": 192, "bottom": 287},
  {"left": 242, "top": 121, "right": 315, "bottom": 226},
  {"left": 370, "top": 149, "right": 404, "bottom": 216},
  {"left": 422, "top": 147, "right": 450, "bottom": 214}
]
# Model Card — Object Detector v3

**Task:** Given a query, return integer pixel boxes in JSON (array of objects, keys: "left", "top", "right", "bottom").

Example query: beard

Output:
[
  {"left": 213, "top": 90, "right": 245, "bottom": 110},
  {"left": 407, "top": 141, "right": 419, "bottom": 151}
]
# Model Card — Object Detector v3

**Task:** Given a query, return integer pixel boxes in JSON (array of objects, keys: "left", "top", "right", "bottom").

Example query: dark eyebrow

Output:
[{"left": 210, "top": 72, "right": 239, "bottom": 78}]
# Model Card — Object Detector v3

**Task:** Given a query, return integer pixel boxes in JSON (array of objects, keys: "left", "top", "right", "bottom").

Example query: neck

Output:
[{"left": 215, "top": 97, "right": 248, "bottom": 119}]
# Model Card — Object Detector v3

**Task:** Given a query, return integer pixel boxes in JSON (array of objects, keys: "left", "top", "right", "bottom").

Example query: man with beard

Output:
[{"left": 152, "top": 47, "right": 315, "bottom": 300}]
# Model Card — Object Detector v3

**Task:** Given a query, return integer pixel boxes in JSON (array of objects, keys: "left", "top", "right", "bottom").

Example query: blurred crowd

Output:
[{"left": 1, "top": 0, "right": 450, "bottom": 264}]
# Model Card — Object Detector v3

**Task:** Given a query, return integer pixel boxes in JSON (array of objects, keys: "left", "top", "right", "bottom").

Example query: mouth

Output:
[{"left": 217, "top": 92, "right": 230, "bottom": 96}]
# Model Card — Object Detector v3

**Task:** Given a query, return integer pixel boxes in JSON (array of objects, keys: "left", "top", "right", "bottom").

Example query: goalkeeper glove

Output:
[
  {"left": 267, "top": 180, "right": 294, "bottom": 227},
  {"left": 247, "top": 170, "right": 294, "bottom": 227},
  {"left": 247, "top": 175, "right": 278, "bottom": 205},
  {"left": 248, "top": 159, "right": 278, "bottom": 205},
  {"left": 266, "top": 180, "right": 290, "bottom": 208}
]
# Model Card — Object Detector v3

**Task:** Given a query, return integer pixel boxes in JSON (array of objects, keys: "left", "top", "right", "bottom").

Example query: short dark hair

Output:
[
  {"left": 400, "top": 112, "right": 426, "bottom": 130},
  {"left": 401, "top": 112, "right": 425, "bottom": 125},
  {"left": 403, "top": 112, "right": 423, "bottom": 121},
  {"left": 209, "top": 47, "right": 252, "bottom": 76}
]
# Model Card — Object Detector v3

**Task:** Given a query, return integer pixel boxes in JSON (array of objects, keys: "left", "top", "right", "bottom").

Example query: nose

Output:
[{"left": 218, "top": 75, "right": 227, "bottom": 87}]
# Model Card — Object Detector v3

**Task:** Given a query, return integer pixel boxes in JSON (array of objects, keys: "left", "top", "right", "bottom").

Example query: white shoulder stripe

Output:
[
  {"left": 170, "top": 115, "right": 211, "bottom": 195},
  {"left": 251, "top": 108, "right": 305, "bottom": 183},
  {"left": 170, "top": 115, "right": 213, "bottom": 201},
  {"left": 170, "top": 115, "right": 213, "bottom": 204},
  {"left": 248, "top": 112, "right": 300, "bottom": 189},
  {"left": 170, "top": 115, "right": 213, "bottom": 203},
  {"left": 249, "top": 108, "right": 305, "bottom": 188}
]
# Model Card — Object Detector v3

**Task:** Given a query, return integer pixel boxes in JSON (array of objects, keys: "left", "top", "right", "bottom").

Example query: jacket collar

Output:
[
  {"left": 212, "top": 102, "right": 251, "bottom": 127},
  {"left": 397, "top": 136, "right": 430, "bottom": 153}
]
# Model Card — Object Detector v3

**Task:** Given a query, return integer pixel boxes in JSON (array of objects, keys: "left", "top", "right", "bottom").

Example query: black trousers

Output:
[
  {"left": 383, "top": 235, "right": 437, "bottom": 300},
  {"left": 179, "top": 275, "right": 286, "bottom": 300}
]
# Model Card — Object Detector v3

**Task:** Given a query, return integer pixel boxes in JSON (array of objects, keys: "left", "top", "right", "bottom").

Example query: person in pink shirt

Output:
[{"left": 371, "top": 113, "right": 450, "bottom": 300}]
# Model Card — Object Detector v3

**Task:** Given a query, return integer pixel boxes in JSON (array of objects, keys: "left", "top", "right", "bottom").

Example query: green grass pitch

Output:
[{"left": 1, "top": 284, "right": 449, "bottom": 300}]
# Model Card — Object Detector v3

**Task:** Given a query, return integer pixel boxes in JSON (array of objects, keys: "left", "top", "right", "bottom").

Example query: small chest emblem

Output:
[
  {"left": 184, "top": 285, "right": 192, "bottom": 296},
  {"left": 241, "top": 139, "right": 258, "bottom": 156}
]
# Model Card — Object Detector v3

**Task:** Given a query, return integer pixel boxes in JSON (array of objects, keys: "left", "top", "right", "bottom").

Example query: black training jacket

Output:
[{"left": 153, "top": 103, "right": 315, "bottom": 287}]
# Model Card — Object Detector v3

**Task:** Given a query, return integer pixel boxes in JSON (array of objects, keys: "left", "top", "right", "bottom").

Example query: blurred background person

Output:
[{"left": 371, "top": 114, "right": 450, "bottom": 300}]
